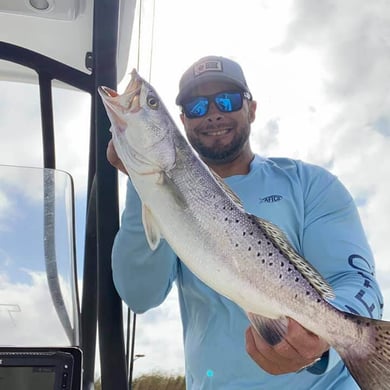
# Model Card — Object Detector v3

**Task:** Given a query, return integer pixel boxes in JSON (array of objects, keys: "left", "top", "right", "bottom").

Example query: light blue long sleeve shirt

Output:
[{"left": 112, "top": 155, "right": 383, "bottom": 389}]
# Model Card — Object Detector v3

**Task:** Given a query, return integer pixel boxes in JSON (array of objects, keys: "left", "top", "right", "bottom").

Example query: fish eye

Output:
[{"left": 147, "top": 94, "right": 159, "bottom": 110}]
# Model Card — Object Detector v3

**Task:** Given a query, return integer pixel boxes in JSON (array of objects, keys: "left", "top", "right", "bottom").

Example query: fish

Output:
[{"left": 99, "top": 69, "right": 390, "bottom": 389}]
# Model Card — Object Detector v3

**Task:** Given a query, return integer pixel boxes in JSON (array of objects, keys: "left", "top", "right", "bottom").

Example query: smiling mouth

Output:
[{"left": 201, "top": 128, "right": 231, "bottom": 136}]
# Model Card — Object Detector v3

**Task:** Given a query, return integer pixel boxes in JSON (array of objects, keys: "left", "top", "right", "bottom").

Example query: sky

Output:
[{"left": 1, "top": 0, "right": 390, "bottom": 381}]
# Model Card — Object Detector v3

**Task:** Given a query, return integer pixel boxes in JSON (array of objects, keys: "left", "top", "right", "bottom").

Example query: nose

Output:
[{"left": 206, "top": 102, "right": 223, "bottom": 122}]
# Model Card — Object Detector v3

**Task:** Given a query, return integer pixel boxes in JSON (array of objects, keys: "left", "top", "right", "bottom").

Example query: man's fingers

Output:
[
  {"left": 245, "top": 327, "right": 282, "bottom": 375},
  {"left": 246, "top": 327, "right": 302, "bottom": 375},
  {"left": 245, "top": 321, "right": 329, "bottom": 375},
  {"left": 285, "top": 319, "right": 329, "bottom": 361}
]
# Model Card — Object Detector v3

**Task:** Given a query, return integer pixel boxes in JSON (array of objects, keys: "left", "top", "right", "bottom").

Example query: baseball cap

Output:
[{"left": 175, "top": 56, "right": 251, "bottom": 105}]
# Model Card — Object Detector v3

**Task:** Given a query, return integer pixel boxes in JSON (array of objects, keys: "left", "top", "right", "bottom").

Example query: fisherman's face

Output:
[{"left": 180, "top": 81, "right": 256, "bottom": 165}]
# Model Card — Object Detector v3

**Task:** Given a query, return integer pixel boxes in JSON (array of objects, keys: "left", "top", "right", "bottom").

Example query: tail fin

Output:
[{"left": 337, "top": 313, "right": 390, "bottom": 390}]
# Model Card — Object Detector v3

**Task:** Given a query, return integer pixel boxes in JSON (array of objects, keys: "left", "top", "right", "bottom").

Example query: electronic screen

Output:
[
  {"left": 0, "top": 347, "right": 81, "bottom": 390},
  {"left": 0, "top": 366, "right": 56, "bottom": 389}
]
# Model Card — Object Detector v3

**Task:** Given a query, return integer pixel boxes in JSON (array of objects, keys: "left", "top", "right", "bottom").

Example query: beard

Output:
[{"left": 188, "top": 122, "right": 251, "bottom": 164}]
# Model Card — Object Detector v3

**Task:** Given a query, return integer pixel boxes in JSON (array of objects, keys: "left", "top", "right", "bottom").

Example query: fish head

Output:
[{"left": 98, "top": 69, "right": 176, "bottom": 175}]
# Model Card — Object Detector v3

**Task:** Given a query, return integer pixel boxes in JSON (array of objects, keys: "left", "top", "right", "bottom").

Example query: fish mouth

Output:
[
  {"left": 125, "top": 69, "right": 143, "bottom": 113},
  {"left": 98, "top": 69, "right": 143, "bottom": 113},
  {"left": 98, "top": 85, "right": 119, "bottom": 98},
  {"left": 124, "top": 69, "right": 143, "bottom": 95},
  {"left": 99, "top": 69, "right": 142, "bottom": 99}
]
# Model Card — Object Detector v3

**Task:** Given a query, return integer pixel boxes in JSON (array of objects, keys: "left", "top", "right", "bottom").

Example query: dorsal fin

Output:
[
  {"left": 209, "top": 168, "right": 244, "bottom": 209},
  {"left": 254, "top": 215, "right": 335, "bottom": 300}
]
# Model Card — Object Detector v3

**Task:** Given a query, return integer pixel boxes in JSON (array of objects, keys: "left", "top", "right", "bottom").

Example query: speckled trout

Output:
[{"left": 99, "top": 70, "right": 390, "bottom": 389}]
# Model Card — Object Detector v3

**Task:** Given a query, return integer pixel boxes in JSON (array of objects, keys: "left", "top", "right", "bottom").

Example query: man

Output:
[{"left": 107, "top": 56, "right": 383, "bottom": 389}]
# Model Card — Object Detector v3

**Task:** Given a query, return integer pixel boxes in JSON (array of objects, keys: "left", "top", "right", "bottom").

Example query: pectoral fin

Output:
[
  {"left": 142, "top": 204, "right": 161, "bottom": 250},
  {"left": 247, "top": 312, "right": 288, "bottom": 346}
]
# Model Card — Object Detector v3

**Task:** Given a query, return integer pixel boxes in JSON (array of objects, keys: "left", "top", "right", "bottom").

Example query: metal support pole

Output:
[{"left": 93, "top": 0, "right": 128, "bottom": 388}]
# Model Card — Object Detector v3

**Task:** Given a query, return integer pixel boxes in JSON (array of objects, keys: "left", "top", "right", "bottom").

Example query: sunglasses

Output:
[{"left": 181, "top": 90, "right": 252, "bottom": 119}]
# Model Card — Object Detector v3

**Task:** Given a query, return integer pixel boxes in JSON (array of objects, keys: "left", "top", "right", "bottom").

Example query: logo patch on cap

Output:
[{"left": 193, "top": 60, "right": 223, "bottom": 77}]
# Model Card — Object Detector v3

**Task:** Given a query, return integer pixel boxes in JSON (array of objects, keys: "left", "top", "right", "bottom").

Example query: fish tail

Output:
[{"left": 336, "top": 313, "right": 390, "bottom": 390}]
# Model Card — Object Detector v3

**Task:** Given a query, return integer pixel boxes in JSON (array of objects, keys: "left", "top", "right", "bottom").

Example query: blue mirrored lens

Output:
[
  {"left": 184, "top": 97, "right": 209, "bottom": 118},
  {"left": 183, "top": 91, "right": 244, "bottom": 118},
  {"left": 215, "top": 92, "right": 242, "bottom": 112}
]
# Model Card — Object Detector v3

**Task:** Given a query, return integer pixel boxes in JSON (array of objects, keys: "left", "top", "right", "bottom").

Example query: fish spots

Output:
[{"left": 255, "top": 216, "right": 335, "bottom": 300}]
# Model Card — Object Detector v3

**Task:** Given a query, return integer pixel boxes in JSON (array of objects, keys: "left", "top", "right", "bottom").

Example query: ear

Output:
[{"left": 248, "top": 100, "right": 257, "bottom": 123}]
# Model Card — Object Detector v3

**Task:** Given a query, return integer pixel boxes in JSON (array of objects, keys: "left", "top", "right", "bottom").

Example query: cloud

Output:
[
  {"left": 51, "top": 87, "right": 91, "bottom": 196},
  {"left": 252, "top": 118, "right": 280, "bottom": 156},
  {"left": 0, "top": 79, "right": 90, "bottom": 198},
  {"left": 0, "top": 189, "right": 15, "bottom": 232},
  {"left": 278, "top": 0, "right": 390, "bottom": 134},
  {"left": 0, "top": 271, "right": 77, "bottom": 346},
  {"left": 0, "top": 81, "right": 43, "bottom": 167},
  {"left": 251, "top": 1, "right": 390, "bottom": 286},
  {"left": 283, "top": 5, "right": 390, "bottom": 326},
  {"left": 128, "top": 287, "right": 185, "bottom": 378}
]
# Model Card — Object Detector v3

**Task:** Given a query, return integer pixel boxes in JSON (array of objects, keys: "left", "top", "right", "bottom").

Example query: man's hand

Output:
[
  {"left": 245, "top": 318, "right": 329, "bottom": 375},
  {"left": 106, "top": 139, "right": 127, "bottom": 174}
]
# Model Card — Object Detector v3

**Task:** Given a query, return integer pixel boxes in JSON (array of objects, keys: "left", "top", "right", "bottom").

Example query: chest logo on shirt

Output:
[{"left": 259, "top": 194, "right": 283, "bottom": 204}]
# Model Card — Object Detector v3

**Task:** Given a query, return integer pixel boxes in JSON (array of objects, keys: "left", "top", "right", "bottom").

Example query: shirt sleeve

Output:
[
  {"left": 111, "top": 178, "right": 178, "bottom": 313},
  {"left": 299, "top": 163, "right": 384, "bottom": 374}
]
